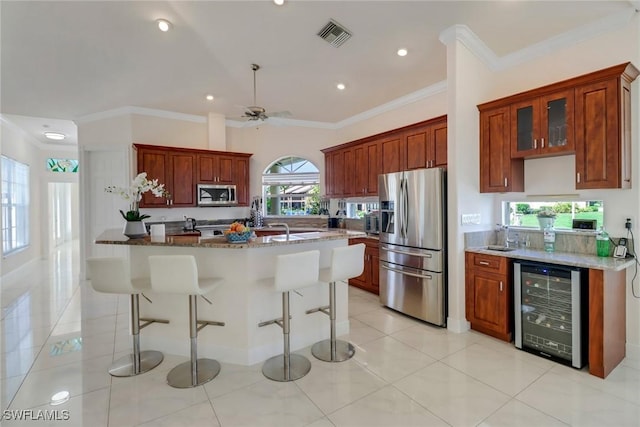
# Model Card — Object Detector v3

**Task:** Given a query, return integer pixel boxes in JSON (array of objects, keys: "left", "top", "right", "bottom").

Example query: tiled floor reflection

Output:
[{"left": 1, "top": 240, "right": 640, "bottom": 426}]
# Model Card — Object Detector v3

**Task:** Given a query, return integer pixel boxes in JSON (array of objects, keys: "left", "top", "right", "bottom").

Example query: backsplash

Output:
[{"left": 465, "top": 229, "right": 630, "bottom": 257}]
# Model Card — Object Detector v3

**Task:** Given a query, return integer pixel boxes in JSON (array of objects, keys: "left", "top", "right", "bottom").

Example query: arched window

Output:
[{"left": 262, "top": 156, "right": 320, "bottom": 216}]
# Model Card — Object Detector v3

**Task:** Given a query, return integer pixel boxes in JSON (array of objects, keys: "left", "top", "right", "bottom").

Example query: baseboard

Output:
[
  {"left": 446, "top": 316, "right": 471, "bottom": 334},
  {"left": 1, "top": 257, "right": 41, "bottom": 283}
]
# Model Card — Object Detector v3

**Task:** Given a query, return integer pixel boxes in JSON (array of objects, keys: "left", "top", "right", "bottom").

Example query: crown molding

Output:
[
  {"left": 439, "top": 8, "right": 636, "bottom": 71},
  {"left": 75, "top": 106, "right": 206, "bottom": 125}
]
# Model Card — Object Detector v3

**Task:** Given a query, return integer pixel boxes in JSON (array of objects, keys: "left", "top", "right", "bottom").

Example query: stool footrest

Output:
[
  {"left": 139, "top": 317, "right": 170, "bottom": 329},
  {"left": 305, "top": 305, "right": 330, "bottom": 316},
  {"left": 258, "top": 315, "right": 291, "bottom": 329},
  {"left": 196, "top": 320, "right": 225, "bottom": 332}
]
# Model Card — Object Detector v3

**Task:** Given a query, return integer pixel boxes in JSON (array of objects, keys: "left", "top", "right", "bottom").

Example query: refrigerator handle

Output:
[
  {"left": 381, "top": 264, "right": 432, "bottom": 280},
  {"left": 398, "top": 178, "right": 405, "bottom": 239},
  {"left": 403, "top": 178, "right": 409, "bottom": 237}
]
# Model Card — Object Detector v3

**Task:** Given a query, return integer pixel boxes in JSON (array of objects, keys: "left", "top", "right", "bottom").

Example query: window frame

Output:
[
  {"left": 262, "top": 156, "right": 320, "bottom": 217},
  {"left": 2, "top": 155, "right": 30, "bottom": 255}
]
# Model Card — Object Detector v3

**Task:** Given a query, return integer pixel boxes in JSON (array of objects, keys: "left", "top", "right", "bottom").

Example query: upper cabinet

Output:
[
  {"left": 510, "top": 89, "right": 574, "bottom": 159},
  {"left": 480, "top": 106, "right": 524, "bottom": 193},
  {"left": 574, "top": 67, "right": 636, "bottom": 189},
  {"left": 478, "top": 62, "right": 638, "bottom": 193},
  {"left": 322, "top": 115, "right": 447, "bottom": 198},
  {"left": 134, "top": 144, "right": 252, "bottom": 207}
]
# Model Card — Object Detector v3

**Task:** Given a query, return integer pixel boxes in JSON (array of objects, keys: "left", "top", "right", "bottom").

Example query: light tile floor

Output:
[{"left": 1, "top": 241, "right": 640, "bottom": 426}]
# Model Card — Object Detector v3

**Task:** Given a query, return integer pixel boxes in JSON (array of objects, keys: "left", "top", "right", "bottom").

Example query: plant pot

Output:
[
  {"left": 123, "top": 220, "right": 147, "bottom": 239},
  {"left": 537, "top": 217, "right": 555, "bottom": 230}
]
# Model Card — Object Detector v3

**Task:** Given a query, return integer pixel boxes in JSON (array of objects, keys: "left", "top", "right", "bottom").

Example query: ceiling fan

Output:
[{"left": 241, "top": 64, "right": 290, "bottom": 122}]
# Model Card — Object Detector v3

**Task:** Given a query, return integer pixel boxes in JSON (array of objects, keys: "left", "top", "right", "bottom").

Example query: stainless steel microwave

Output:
[{"left": 197, "top": 184, "right": 237, "bottom": 206}]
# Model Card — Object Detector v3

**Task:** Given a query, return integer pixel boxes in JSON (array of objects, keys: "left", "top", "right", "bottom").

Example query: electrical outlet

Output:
[
  {"left": 625, "top": 217, "right": 632, "bottom": 230},
  {"left": 461, "top": 213, "right": 481, "bottom": 225}
]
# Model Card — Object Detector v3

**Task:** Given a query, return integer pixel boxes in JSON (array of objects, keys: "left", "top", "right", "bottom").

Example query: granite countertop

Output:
[
  {"left": 466, "top": 246, "right": 635, "bottom": 271},
  {"left": 95, "top": 229, "right": 365, "bottom": 249}
]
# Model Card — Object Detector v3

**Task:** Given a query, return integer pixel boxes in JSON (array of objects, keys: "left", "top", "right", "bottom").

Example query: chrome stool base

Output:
[
  {"left": 108, "top": 350, "right": 164, "bottom": 377},
  {"left": 311, "top": 339, "right": 355, "bottom": 362},
  {"left": 166, "top": 358, "right": 221, "bottom": 388},
  {"left": 262, "top": 354, "right": 311, "bottom": 382}
]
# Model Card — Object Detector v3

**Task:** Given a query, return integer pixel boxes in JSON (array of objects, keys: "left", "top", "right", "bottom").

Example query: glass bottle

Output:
[
  {"left": 543, "top": 225, "right": 555, "bottom": 252},
  {"left": 596, "top": 226, "right": 610, "bottom": 257}
]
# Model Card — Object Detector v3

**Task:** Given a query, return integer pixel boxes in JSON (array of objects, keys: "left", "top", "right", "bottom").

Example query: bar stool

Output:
[
  {"left": 306, "top": 243, "right": 365, "bottom": 362},
  {"left": 87, "top": 257, "right": 168, "bottom": 377},
  {"left": 258, "top": 250, "right": 320, "bottom": 382},
  {"left": 148, "top": 255, "right": 225, "bottom": 388}
]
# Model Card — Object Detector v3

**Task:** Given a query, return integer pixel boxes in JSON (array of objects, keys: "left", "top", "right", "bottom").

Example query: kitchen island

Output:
[{"left": 95, "top": 229, "right": 365, "bottom": 365}]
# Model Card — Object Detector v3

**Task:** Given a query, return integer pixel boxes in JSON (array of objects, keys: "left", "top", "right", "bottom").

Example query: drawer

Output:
[{"left": 466, "top": 252, "right": 507, "bottom": 274}]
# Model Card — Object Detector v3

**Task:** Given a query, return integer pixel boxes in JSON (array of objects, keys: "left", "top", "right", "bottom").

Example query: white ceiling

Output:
[{"left": 0, "top": 1, "right": 635, "bottom": 147}]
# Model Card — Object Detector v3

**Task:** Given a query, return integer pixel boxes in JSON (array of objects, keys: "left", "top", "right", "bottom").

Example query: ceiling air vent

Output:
[{"left": 317, "top": 19, "right": 352, "bottom": 48}]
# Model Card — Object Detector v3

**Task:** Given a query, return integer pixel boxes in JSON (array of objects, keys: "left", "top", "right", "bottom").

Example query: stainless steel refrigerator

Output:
[{"left": 378, "top": 168, "right": 447, "bottom": 326}]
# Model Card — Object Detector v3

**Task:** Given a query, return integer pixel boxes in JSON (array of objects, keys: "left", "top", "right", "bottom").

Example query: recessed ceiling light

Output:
[
  {"left": 336, "top": 83, "right": 346, "bottom": 91},
  {"left": 50, "top": 390, "right": 70, "bottom": 406},
  {"left": 273, "top": 0, "right": 285, "bottom": 5},
  {"left": 206, "top": 94, "right": 214, "bottom": 101},
  {"left": 44, "top": 132, "right": 65, "bottom": 141},
  {"left": 156, "top": 19, "right": 172, "bottom": 32},
  {"left": 397, "top": 48, "right": 408, "bottom": 57}
]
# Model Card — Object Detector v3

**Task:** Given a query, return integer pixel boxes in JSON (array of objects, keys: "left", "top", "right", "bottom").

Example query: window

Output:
[
  {"left": 503, "top": 200, "right": 603, "bottom": 230},
  {"left": 46, "top": 158, "right": 78, "bottom": 173},
  {"left": 2, "top": 156, "right": 30, "bottom": 254},
  {"left": 262, "top": 157, "right": 320, "bottom": 216}
]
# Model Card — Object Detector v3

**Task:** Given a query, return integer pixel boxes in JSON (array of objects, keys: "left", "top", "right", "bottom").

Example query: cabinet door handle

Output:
[
  {"left": 534, "top": 139, "right": 537, "bottom": 149},
  {"left": 504, "top": 177, "right": 508, "bottom": 187},
  {"left": 479, "top": 261, "right": 490, "bottom": 266},
  {"left": 500, "top": 281, "right": 503, "bottom": 292},
  {"left": 577, "top": 172, "right": 581, "bottom": 183},
  {"left": 541, "top": 138, "right": 545, "bottom": 148}
]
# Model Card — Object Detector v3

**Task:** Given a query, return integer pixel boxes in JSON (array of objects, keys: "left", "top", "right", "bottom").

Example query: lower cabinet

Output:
[
  {"left": 465, "top": 252, "right": 513, "bottom": 341},
  {"left": 348, "top": 238, "right": 380, "bottom": 295}
]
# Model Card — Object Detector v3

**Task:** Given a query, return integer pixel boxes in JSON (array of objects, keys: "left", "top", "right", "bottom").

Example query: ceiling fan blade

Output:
[{"left": 268, "top": 111, "right": 292, "bottom": 118}]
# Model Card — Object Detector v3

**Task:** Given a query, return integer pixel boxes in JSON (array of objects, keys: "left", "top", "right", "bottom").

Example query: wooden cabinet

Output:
[
  {"left": 348, "top": 238, "right": 380, "bottom": 295},
  {"left": 479, "top": 62, "right": 638, "bottom": 192},
  {"left": 574, "top": 63, "right": 637, "bottom": 189},
  {"left": 479, "top": 106, "right": 524, "bottom": 193},
  {"left": 136, "top": 146, "right": 196, "bottom": 207},
  {"left": 134, "top": 144, "right": 252, "bottom": 208},
  {"left": 405, "top": 117, "right": 448, "bottom": 170},
  {"left": 322, "top": 115, "right": 447, "bottom": 198},
  {"left": 510, "top": 89, "right": 574, "bottom": 159},
  {"left": 198, "top": 154, "right": 234, "bottom": 184},
  {"left": 353, "top": 140, "right": 380, "bottom": 196},
  {"left": 465, "top": 252, "right": 512, "bottom": 342}
]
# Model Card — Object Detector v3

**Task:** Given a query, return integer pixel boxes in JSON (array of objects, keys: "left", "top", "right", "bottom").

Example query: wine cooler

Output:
[{"left": 514, "top": 261, "right": 588, "bottom": 368}]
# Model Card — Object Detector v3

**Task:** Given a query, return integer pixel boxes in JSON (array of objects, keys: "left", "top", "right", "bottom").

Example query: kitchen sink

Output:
[
  {"left": 486, "top": 245, "right": 517, "bottom": 252},
  {"left": 268, "top": 235, "right": 305, "bottom": 242}
]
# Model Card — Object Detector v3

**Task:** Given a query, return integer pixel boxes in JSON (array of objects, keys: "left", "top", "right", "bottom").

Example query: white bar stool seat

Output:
[
  {"left": 148, "top": 255, "right": 225, "bottom": 388},
  {"left": 87, "top": 257, "right": 168, "bottom": 377},
  {"left": 258, "top": 250, "right": 320, "bottom": 382},
  {"left": 306, "top": 243, "right": 365, "bottom": 362}
]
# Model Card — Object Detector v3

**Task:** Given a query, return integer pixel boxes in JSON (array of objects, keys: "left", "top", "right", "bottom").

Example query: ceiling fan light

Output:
[
  {"left": 156, "top": 19, "right": 172, "bottom": 32},
  {"left": 44, "top": 132, "right": 65, "bottom": 140}
]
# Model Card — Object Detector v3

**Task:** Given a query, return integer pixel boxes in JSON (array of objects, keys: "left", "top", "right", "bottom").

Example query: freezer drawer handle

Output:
[
  {"left": 380, "top": 245, "right": 433, "bottom": 258},
  {"left": 381, "top": 264, "right": 432, "bottom": 280}
]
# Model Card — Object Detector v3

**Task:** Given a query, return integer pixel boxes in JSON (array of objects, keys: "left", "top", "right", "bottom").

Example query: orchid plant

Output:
[{"left": 105, "top": 172, "right": 169, "bottom": 221}]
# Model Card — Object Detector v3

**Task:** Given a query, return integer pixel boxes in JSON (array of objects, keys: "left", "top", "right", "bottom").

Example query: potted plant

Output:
[
  {"left": 105, "top": 172, "right": 169, "bottom": 238},
  {"left": 536, "top": 208, "right": 556, "bottom": 230}
]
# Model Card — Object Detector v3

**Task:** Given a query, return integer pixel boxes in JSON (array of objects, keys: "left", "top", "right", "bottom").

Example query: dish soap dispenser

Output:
[
  {"left": 596, "top": 226, "right": 610, "bottom": 257},
  {"left": 543, "top": 225, "right": 556, "bottom": 252}
]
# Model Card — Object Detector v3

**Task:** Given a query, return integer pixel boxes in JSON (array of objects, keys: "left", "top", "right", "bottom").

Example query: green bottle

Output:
[{"left": 596, "top": 227, "right": 610, "bottom": 257}]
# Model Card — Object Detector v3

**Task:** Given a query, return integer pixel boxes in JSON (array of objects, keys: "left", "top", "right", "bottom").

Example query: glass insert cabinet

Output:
[{"left": 510, "top": 89, "right": 574, "bottom": 158}]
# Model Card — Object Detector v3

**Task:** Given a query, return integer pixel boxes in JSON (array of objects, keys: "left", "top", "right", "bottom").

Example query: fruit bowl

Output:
[{"left": 225, "top": 230, "right": 251, "bottom": 243}]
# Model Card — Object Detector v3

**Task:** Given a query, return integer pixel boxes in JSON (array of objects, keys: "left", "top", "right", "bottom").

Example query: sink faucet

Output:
[
  {"left": 268, "top": 223, "right": 290, "bottom": 240},
  {"left": 504, "top": 226, "right": 519, "bottom": 248}
]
